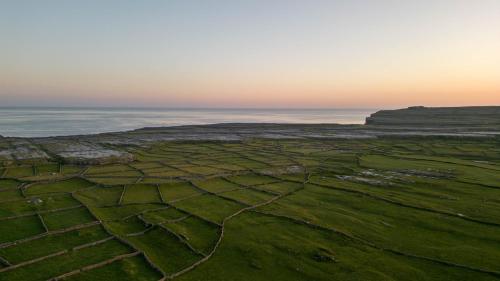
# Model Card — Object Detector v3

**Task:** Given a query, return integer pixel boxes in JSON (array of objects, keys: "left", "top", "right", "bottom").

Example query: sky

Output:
[{"left": 1, "top": 0, "right": 499, "bottom": 108}]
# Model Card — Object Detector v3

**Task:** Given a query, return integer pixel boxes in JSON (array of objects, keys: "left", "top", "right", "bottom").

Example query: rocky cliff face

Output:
[{"left": 366, "top": 106, "right": 500, "bottom": 128}]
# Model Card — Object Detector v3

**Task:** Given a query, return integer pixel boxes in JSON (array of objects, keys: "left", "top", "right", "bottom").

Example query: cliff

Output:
[{"left": 366, "top": 106, "right": 500, "bottom": 128}]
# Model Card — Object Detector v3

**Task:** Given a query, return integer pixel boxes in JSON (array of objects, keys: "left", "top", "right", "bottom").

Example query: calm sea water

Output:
[{"left": 0, "top": 108, "right": 375, "bottom": 138}]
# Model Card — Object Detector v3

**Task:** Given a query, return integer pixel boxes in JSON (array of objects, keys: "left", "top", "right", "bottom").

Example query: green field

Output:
[{"left": 1, "top": 137, "right": 500, "bottom": 280}]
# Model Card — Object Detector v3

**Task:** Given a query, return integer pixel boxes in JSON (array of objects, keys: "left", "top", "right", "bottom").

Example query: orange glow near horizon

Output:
[{"left": 1, "top": 1, "right": 499, "bottom": 108}]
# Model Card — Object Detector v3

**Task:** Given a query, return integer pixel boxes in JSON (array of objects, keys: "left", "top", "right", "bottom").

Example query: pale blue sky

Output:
[{"left": 1, "top": 0, "right": 499, "bottom": 107}]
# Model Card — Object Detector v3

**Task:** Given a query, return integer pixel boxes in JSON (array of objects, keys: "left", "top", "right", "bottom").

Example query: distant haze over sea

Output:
[{"left": 0, "top": 107, "right": 376, "bottom": 138}]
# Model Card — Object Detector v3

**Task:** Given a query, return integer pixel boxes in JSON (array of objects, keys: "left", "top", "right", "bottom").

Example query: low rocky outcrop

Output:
[{"left": 34, "top": 139, "right": 134, "bottom": 165}]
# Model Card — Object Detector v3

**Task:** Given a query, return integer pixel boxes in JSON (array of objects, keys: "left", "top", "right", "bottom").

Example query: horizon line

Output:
[
  {"left": 0, "top": 105, "right": 499, "bottom": 110},
  {"left": 0, "top": 105, "right": 383, "bottom": 110}
]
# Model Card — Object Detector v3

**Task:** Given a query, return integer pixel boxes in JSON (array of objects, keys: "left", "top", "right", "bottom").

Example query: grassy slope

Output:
[{"left": 1, "top": 137, "right": 500, "bottom": 280}]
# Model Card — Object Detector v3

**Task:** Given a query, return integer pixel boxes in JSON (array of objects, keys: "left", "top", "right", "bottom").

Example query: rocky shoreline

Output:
[{"left": 1, "top": 106, "right": 499, "bottom": 165}]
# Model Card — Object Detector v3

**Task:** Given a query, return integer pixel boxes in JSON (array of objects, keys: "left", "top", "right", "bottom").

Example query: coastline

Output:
[{"left": 1, "top": 106, "right": 500, "bottom": 165}]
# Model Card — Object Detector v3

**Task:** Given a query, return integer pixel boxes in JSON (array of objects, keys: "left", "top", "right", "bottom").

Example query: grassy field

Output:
[{"left": 1, "top": 137, "right": 500, "bottom": 280}]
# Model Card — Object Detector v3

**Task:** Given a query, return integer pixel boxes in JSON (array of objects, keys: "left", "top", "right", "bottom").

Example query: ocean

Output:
[{"left": 0, "top": 108, "right": 376, "bottom": 138}]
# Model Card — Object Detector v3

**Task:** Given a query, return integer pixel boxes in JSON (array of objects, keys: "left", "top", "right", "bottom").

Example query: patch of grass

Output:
[
  {"left": 74, "top": 186, "right": 123, "bottom": 206},
  {"left": 4, "top": 166, "right": 34, "bottom": 178},
  {"left": 31, "top": 193, "right": 81, "bottom": 212},
  {"left": 177, "top": 212, "right": 496, "bottom": 281},
  {"left": 141, "top": 208, "right": 186, "bottom": 224},
  {"left": 227, "top": 174, "right": 277, "bottom": 186},
  {"left": 26, "top": 178, "right": 94, "bottom": 195},
  {"left": 172, "top": 194, "right": 245, "bottom": 224},
  {"left": 143, "top": 167, "right": 189, "bottom": 178},
  {"left": 140, "top": 177, "right": 178, "bottom": 184},
  {"left": 134, "top": 154, "right": 172, "bottom": 162},
  {"left": 253, "top": 181, "right": 302, "bottom": 194},
  {"left": 92, "top": 170, "right": 143, "bottom": 178},
  {"left": 397, "top": 154, "right": 500, "bottom": 171},
  {"left": 0, "top": 224, "right": 109, "bottom": 264},
  {"left": 193, "top": 177, "right": 240, "bottom": 193},
  {"left": 87, "top": 177, "right": 140, "bottom": 186},
  {"left": 259, "top": 183, "right": 500, "bottom": 273},
  {"left": 0, "top": 179, "right": 20, "bottom": 189},
  {"left": 36, "top": 163, "right": 59, "bottom": 175},
  {"left": 224, "top": 158, "right": 269, "bottom": 169},
  {"left": 127, "top": 227, "right": 202, "bottom": 275},
  {"left": 0, "top": 193, "right": 80, "bottom": 218},
  {"left": 92, "top": 204, "right": 163, "bottom": 221},
  {"left": 360, "top": 154, "right": 500, "bottom": 188},
  {"left": 122, "top": 184, "right": 162, "bottom": 204},
  {"left": 206, "top": 163, "right": 245, "bottom": 171},
  {"left": 105, "top": 216, "right": 148, "bottom": 236},
  {"left": 159, "top": 182, "right": 203, "bottom": 202},
  {"left": 64, "top": 255, "right": 162, "bottom": 281},
  {"left": 85, "top": 164, "right": 134, "bottom": 175},
  {"left": 180, "top": 165, "right": 220, "bottom": 176},
  {"left": 163, "top": 216, "right": 220, "bottom": 255},
  {"left": 219, "top": 188, "right": 275, "bottom": 205},
  {"left": 0, "top": 239, "right": 133, "bottom": 281},
  {"left": 0, "top": 215, "right": 45, "bottom": 244},
  {"left": 61, "top": 165, "right": 84, "bottom": 175},
  {"left": 130, "top": 162, "right": 164, "bottom": 170},
  {"left": 22, "top": 174, "right": 67, "bottom": 182},
  {"left": 0, "top": 189, "right": 23, "bottom": 202},
  {"left": 42, "top": 207, "right": 95, "bottom": 230},
  {"left": 311, "top": 174, "right": 500, "bottom": 225},
  {"left": 0, "top": 200, "right": 35, "bottom": 218}
]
